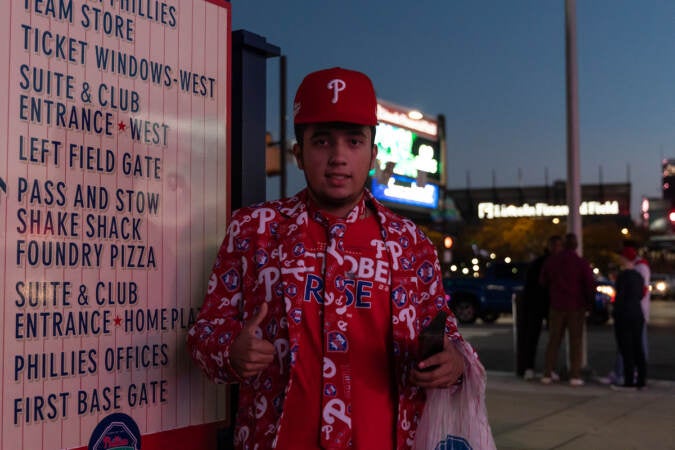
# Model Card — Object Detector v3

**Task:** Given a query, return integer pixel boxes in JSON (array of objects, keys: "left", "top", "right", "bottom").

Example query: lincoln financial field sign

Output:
[{"left": 477, "top": 201, "right": 621, "bottom": 219}]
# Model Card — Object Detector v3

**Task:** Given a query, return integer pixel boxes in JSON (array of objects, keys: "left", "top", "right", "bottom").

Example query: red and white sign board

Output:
[{"left": 0, "top": 1, "right": 231, "bottom": 448}]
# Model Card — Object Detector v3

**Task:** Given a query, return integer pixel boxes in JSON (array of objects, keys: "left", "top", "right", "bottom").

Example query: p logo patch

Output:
[
  {"left": 417, "top": 261, "right": 435, "bottom": 284},
  {"left": 327, "top": 331, "right": 348, "bottom": 352},
  {"left": 434, "top": 435, "right": 472, "bottom": 450},
  {"left": 220, "top": 269, "right": 240, "bottom": 291},
  {"left": 392, "top": 286, "right": 407, "bottom": 308}
]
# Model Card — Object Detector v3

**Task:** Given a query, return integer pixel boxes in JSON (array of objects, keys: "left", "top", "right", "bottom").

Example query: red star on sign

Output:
[
  {"left": 118, "top": 121, "right": 126, "bottom": 131},
  {"left": 114, "top": 315, "right": 122, "bottom": 326}
]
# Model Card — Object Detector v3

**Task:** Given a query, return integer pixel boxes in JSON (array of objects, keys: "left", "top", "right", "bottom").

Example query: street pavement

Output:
[
  {"left": 461, "top": 300, "right": 675, "bottom": 381},
  {"left": 485, "top": 370, "right": 675, "bottom": 449},
  {"left": 468, "top": 301, "right": 675, "bottom": 449}
]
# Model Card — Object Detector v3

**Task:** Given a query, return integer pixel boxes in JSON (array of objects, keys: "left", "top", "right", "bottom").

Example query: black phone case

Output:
[{"left": 418, "top": 311, "right": 447, "bottom": 371}]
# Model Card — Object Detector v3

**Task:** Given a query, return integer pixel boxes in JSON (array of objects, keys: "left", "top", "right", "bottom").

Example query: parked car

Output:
[
  {"left": 443, "top": 261, "right": 527, "bottom": 324},
  {"left": 443, "top": 261, "right": 613, "bottom": 325},
  {"left": 590, "top": 278, "right": 614, "bottom": 325},
  {"left": 649, "top": 273, "right": 675, "bottom": 300}
]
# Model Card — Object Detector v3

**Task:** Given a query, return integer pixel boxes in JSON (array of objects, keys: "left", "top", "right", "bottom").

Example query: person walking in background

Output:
[
  {"left": 518, "top": 235, "right": 562, "bottom": 381},
  {"left": 610, "top": 247, "right": 648, "bottom": 391},
  {"left": 186, "top": 67, "right": 494, "bottom": 449},
  {"left": 539, "top": 233, "right": 595, "bottom": 387}
]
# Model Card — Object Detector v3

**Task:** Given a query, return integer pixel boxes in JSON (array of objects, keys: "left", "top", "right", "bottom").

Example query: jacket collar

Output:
[{"left": 276, "top": 189, "right": 397, "bottom": 227}]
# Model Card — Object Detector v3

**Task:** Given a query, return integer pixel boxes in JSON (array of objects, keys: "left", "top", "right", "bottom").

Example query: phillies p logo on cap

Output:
[{"left": 293, "top": 67, "right": 378, "bottom": 126}]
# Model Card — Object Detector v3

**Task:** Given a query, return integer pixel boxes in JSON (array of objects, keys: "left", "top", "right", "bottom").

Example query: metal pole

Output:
[
  {"left": 279, "top": 55, "right": 287, "bottom": 199},
  {"left": 512, "top": 293, "right": 519, "bottom": 376},
  {"left": 231, "top": 31, "right": 280, "bottom": 210},
  {"left": 565, "top": 0, "right": 587, "bottom": 371},
  {"left": 565, "top": 0, "right": 582, "bottom": 248}
]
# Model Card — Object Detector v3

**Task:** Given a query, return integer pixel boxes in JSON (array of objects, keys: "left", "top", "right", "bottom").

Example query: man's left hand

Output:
[{"left": 411, "top": 338, "right": 465, "bottom": 389}]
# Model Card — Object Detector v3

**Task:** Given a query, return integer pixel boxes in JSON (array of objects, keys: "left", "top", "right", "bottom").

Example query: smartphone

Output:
[{"left": 418, "top": 311, "right": 447, "bottom": 372}]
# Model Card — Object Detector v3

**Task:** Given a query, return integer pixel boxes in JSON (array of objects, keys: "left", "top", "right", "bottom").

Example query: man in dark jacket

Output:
[
  {"left": 518, "top": 235, "right": 562, "bottom": 380},
  {"left": 539, "top": 233, "right": 595, "bottom": 386},
  {"left": 611, "top": 248, "right": 647, "bottom": 390}
]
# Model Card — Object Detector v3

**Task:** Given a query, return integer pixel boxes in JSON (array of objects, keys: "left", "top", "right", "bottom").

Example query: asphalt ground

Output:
[
  {"left": 486, "top": 371, "right": 675, "bottom": 450},
  {"left": 468, "top": 300, "right": 675, "bottom": 449},
  {"left": 461, "top": 300, "right": 675, "bottom": 381}
]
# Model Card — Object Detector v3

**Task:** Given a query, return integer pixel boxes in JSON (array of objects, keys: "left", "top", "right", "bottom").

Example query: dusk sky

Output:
[{"left": 231, "top": 0, "right": 675, "bottom": 219}]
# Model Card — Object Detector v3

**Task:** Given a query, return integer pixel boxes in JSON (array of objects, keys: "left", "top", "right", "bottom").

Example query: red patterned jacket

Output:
[{"left": 187, "top": 190, "right": 467, "bottom": 449}]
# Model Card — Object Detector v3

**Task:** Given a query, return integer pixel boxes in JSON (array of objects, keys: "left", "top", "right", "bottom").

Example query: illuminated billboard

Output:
[
  {"left": 371, "top": 174, "right": 440, "bottom": 209},
  {"left": 371, "top": 101, "right": 442, "bottom": 210}
]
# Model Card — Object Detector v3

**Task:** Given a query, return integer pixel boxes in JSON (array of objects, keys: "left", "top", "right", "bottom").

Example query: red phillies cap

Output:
[{"left": 293, "top": 67, "right": 378, "bottom": 126}]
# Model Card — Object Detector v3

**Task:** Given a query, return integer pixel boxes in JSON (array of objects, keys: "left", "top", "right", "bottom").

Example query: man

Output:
[
  {"left": 607, "top": 240, "right": 650, "bottom": 385},
  {"left": 518, "top": 235, "right": 562, "bottom": 380},
  {"left": 539, "top": 233, "right": 595, "bottom": 386},
  {"left": 610, "top": 247, "right": 648, "bottom": 391},
  {"left": 187, "top": 67, "right": 493, "bottom": 449},
  {"left": 625, "top": 241, "right": 651, "bottom": 358}
]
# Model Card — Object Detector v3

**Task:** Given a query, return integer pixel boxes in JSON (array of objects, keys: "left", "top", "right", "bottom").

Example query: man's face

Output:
[{"left": 293, "top": 123, "right": 377, "bottom": 217}]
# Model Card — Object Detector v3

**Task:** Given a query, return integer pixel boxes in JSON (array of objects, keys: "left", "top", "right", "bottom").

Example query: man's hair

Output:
[
  {"left": 622, "top": 239, "right": 639, "bottom": 249},
  {"left": 564, "top": 233, "right": 578, "bottom": 250},
  {"left": 548, "top": 235, "right": 562, "bottom": 246},
  {"left": 294, "top": 124, "right": 377, "bottom": 148}
]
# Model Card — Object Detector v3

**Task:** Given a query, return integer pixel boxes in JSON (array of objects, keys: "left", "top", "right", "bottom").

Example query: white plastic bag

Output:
[{"left": 414, "top": 342, "right": 496, "bottom": 450}]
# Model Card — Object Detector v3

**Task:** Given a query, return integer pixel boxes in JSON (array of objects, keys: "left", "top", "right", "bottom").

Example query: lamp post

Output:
[
  {"left": 565, "top": 0, "right": 582, "bottom": 250},
  {"left": 565, "top": 0, "right": 588, "bottom": 371}
]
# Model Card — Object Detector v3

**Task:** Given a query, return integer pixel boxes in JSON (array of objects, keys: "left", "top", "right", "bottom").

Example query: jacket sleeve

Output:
[
  {"left": 186, "top": 210, "right": 249, "bottom": 384},
  {"left": 634, "top": 262, "right": 650, "bottom": 294},
  {"left": 412, "top": 231, "right": 462, "bottom": 344}
]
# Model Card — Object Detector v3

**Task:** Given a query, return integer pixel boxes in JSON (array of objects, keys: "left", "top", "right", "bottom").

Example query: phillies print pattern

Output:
[{"left": 187, "top": 189, "right": 463, "bottom": 450}]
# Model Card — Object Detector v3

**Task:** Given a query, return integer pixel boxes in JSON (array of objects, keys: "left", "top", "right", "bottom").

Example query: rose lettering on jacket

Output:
[{"left": 303, "top": 274, "right": 374, "bottom": 308}]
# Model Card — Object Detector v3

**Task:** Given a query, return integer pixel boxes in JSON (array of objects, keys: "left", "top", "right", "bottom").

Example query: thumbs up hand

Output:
[{"left": 230, "top": 302, "right": 276, "bottom": 378}]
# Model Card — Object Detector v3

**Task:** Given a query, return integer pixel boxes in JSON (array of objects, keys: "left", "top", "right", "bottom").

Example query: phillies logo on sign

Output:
[
  {"left": 327, "top": 79, "right": 346, "bottom": 103},
  {"left": 88, "top": 413, "right": 140, "bottom": 450}
]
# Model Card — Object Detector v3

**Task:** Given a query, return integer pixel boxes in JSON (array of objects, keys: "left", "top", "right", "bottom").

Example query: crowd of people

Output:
[{"left": 520, "top": 234, "right": 651, "bottom": 391}]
